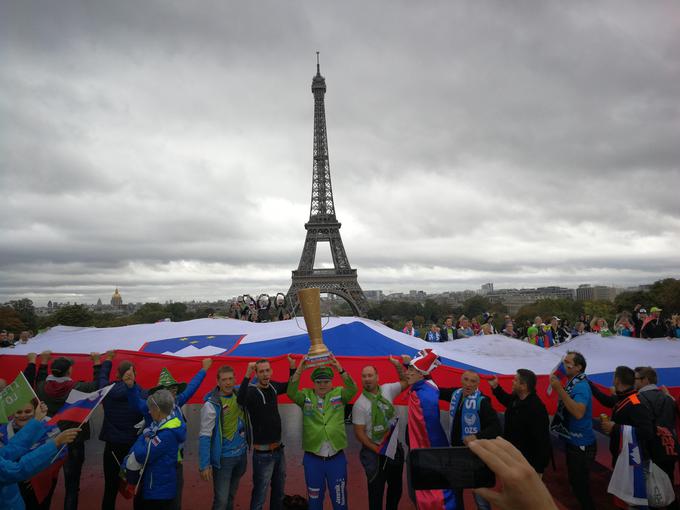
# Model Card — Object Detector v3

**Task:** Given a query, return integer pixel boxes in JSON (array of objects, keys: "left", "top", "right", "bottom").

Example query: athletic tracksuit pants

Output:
[{"left": 302, "top": 451, "right": 348, "bottom": 510}]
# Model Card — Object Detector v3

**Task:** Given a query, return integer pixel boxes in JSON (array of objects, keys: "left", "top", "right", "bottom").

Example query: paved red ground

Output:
[{"left": 46, "top": 405, "right": 677, "bottom": 509}]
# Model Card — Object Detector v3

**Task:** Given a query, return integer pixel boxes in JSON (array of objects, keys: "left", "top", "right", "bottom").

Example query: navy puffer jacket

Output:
[{"left": 98, "top": 360, "right": 146, "bottom": 444}]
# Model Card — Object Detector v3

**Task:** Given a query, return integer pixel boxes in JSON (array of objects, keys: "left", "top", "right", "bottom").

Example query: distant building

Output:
[
  {"left": 576, "top": 284, "right": 620, "bottom": 302},
  {"left": 535, "top": 286, "right": 575, "bottom": 300},
  {"left": 576, "top": 284, "right": 594, "bottom": 301},
  {"left": 364, "top": 290, "right": 384, "bottom": 301},
  {"left": 480, "top": 283, "right": 493, "bottom": 295},
  {"left": 111, "top": 288, "right": 123, "bottom": 307},
  {"left": 486, "top": 286, "right": 574, "bottom": 314}
]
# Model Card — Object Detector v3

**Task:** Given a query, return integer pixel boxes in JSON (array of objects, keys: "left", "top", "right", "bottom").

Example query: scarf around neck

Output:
[
  {"left": 449, "top": 388, "right": 482, "bottom": 440},
  {"left": 550, "top": 372, "right": 586, "bottom": 439},
  {"left": 362, "top": 388, "right": 395, "bottom": 443}
]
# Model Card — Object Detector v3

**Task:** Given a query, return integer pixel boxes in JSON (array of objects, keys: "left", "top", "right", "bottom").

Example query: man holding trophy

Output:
[{"left": 287, "top": 288, "right": 358, "bottom": 510}]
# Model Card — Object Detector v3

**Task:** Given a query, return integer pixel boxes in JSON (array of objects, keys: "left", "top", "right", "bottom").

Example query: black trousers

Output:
[
  {"left": 565, "top": 442, "right": 597, "bottom": 510},
  {"left": 140, "top": 499, "right": 173, "bottom": 510},
  {"left": 64, "top": 441, "right": 86, "bottom": 510},
  {"left": 171, "top": 462, "right": 183, "bottom": 510},
  {"left": 102, "top": 441, "right": 135, "bottom": 510},
  {"left": 359, "top": 445, "right": 404, "bottom": 510}
]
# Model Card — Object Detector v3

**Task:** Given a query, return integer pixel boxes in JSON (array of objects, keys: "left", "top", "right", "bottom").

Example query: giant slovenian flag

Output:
[
  {"left": 47, "top": 385, "right": 113, "bottom": 426},
  {"left": 2, "top": 317, "right": 679, "bottom": 414}
]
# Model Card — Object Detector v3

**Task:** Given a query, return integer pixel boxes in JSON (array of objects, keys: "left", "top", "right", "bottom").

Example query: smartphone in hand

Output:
[{"left": 409, "top": 446, "right": 495, "bottom": 490}]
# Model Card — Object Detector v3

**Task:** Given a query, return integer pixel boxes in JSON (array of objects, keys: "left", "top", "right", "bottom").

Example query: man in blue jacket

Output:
[
  {"left": 0, "top": 402, "right": 80, "bottom": 510},
  {"left": 550, "top": 351, "right": 596, "bottom": 510},
  {"left": 199, "top": 365, "right": 248, "bottom": 510},
  {"left": 125, "top": 389, "right": 186, "bottom": 510},
  {"left": 98, "top": 350, "right": 146, "bottom": 510},
  {"left": 126, "top": 358, "right": 211, "bottom": 510}
]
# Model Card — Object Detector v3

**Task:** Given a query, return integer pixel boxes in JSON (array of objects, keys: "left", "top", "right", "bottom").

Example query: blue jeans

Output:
[
  {"left": 250, "top": 448, "right": 286, "bottom": 510},
  {"left": 213, "top": 453, "right": 247, "bottom": 510}
]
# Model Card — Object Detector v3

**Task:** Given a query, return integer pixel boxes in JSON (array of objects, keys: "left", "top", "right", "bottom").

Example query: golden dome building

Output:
[{"left": 111, "top": 288, "right": 123, "bottom": 307}]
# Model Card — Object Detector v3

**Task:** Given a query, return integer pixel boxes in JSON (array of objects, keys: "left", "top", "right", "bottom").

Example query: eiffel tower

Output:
[{"left": 288, "top": 54, "right": 368, "bottom": 317}]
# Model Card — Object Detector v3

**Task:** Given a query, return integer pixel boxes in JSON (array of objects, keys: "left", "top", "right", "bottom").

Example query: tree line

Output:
[{"left": 1, "top": 278, "right": 678, "bottom": 335}]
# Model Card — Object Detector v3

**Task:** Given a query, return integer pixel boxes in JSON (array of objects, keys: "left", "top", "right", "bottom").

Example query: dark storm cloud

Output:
[{"left": 1, "top": 1, "right": 679, "bottom": 304}]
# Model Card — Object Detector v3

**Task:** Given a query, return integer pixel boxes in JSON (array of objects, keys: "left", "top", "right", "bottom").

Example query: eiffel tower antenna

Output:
[{"left": 287, "top": 54, "right": 368, "bottom": 316}]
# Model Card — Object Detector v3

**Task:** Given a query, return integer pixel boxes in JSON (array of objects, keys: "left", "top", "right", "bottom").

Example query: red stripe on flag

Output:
[
  {"left": 47, "top": 405, "right": 93, "bottom": 425},
  {"left": 30, "top": 457, "right": 64, "bottom": 503}
]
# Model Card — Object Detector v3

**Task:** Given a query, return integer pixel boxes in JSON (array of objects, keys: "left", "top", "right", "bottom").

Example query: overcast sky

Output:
[{"left": 1, "top": 1, "right": 679, "bottom": 306}]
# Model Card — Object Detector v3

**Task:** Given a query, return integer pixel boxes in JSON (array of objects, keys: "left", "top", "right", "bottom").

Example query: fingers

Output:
[
  {"left": 56, "top": 428, "right": 82, "bottom": 446},
  {"left": 488, "top": 436, "right": 527, "bottom": 464},
  {"left": 468, "top": 438, "right": 517, "bottom": 478}
]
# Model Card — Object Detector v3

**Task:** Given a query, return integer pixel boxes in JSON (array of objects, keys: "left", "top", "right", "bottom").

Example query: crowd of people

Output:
[
  {"left": 0, "top": 330, "right": 35, "bottom": 348},
  {"left": 406, "top": 304, "right": 680, "bottom": 348},
  {"left": 0, "top": 346, "right": 678, "bottom": 510},
  {"left": 227, "top": 295, "right": 291, "bottom": 323}
]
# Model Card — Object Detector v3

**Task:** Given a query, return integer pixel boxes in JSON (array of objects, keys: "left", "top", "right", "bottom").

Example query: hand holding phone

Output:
[
  {"left": 469, "top": 438, "right": 558, "bottom": 510},
  {"left": 409, "top": 446, "right": 495, "bottom": 490}
]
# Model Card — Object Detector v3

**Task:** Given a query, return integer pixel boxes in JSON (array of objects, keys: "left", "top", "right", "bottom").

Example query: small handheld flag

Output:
[
  {"left": 377, "top": 418, "right": 400, "bottom": 460},
  {"left": 0, "top": 372, "right": 39, "bottom": 423},
  {"left": 47, "top": 384, "right": 113, "bottom": 426},
  {"left": 546, "top": 358, "right": 568, "bottom": 396}
]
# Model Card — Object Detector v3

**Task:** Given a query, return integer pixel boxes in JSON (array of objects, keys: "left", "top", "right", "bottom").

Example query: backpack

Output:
[{"left": 638, "top": 391, "right": 679, "bottom": 464}]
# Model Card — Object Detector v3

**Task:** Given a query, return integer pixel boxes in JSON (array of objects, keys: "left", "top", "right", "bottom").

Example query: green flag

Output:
[{"left": 0, "top": 372, "right": 38, "bottom": 423}]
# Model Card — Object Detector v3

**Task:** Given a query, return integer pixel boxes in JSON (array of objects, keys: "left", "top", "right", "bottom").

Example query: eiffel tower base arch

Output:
[{"left": 288, "top": 270, "right": 368, "bottom": 317}]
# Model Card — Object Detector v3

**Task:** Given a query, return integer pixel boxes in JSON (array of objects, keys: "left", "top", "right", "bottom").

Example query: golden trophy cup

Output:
[{"left": 297, "top": 287, "right": 332, "bottom": 366}]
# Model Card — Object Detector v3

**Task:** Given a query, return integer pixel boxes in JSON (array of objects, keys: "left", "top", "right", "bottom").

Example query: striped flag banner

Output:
[
  {"left": 377, "top": 417, "right": 400, "bottom": 460},
  {"left": 47, "top": 384, "right": 113, "bottom": 426},
  {"left": 546, "top": 358, "right": 568, "bottom": 396}
]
